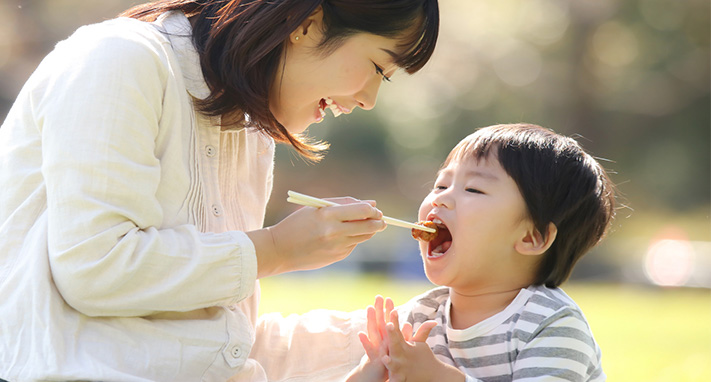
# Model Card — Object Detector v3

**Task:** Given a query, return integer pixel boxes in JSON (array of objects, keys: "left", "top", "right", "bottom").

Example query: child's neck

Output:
[{"left": 448, "top": 287, "right": 523, "bottom": 330}]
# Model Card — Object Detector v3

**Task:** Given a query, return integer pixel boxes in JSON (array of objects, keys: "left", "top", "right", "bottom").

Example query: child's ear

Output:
[{"left": 515, "top": 222, "right": 558, "bottom": 256}]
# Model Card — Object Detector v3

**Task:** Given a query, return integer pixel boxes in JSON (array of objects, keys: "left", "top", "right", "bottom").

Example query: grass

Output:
[{"left": 259, "top": 273, "right": 711, "bottom": 382}]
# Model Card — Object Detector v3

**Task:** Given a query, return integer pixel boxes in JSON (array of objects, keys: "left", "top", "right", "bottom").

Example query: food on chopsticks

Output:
[
  {"left": 286, "top": 190, "right": 436, "bottom": 233},
  {"left": 411, "top": 221, "right": 439, "bottom": 242}
]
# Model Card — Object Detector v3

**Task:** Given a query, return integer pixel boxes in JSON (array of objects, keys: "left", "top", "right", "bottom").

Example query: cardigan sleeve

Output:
[
  {"left": 34, "top": 22, "right": 256, "bottom": 317},
  {"left": 248, "top": 309, "right": 367, "bottom": 381}
]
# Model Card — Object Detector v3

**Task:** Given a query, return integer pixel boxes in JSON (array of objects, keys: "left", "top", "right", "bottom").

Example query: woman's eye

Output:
[{"left": 374, "top": 64, "right": 391, "bottom": 82}]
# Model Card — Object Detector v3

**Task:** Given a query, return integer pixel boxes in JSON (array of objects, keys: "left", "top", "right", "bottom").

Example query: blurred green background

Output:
[{"left": 1, "top": 0, "right": 709, "bottom": 380}]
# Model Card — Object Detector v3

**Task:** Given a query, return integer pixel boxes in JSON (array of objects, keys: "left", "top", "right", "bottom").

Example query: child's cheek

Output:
[{"left": 418, "top": 198, "right": 431, "bottom": 221}]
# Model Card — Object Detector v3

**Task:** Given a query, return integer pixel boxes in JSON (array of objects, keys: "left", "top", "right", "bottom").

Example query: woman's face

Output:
[{"left": 271, "top": 10, "right": 401, "bottom": 134}]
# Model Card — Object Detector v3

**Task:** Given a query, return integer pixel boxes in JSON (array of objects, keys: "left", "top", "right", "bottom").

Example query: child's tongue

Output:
[
  {"left": 428, "top": 224, "right": 452, "bottom": 257},
  {"left": 430, "top": 241, "right": 451, "bottom": 256}
]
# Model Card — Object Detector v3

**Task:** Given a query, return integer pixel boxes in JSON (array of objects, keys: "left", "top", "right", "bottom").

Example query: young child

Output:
[{"left": 347, "top": 123, "right": 615, "bottom": 382}]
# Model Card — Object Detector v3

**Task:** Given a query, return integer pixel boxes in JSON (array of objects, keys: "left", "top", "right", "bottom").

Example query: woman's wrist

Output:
[{"left": 246, "top": 226, "right": 286, "bottom": 279}]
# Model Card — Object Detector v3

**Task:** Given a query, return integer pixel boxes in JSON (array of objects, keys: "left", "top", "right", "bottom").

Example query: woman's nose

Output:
[{"left": 354, "top": 76, "right": 381, "bottom": 110}]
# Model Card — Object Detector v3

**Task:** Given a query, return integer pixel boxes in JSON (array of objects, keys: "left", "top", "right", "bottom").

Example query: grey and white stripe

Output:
[{"left": 400, "top": 285, "right": 605, "bottom": 381}]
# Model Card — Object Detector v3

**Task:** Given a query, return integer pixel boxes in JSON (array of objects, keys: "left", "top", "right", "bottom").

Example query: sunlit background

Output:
[{"left": 1, "top": 0, "right": 709, "bottom": 380}]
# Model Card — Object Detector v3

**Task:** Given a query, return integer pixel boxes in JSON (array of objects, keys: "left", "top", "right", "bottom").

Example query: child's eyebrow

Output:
[{"left": 465, "top": 169, "right": 499, "bottom": 180}]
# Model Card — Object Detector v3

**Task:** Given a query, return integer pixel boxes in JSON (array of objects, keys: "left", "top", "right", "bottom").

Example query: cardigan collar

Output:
[{"left": 154, "top": 11, "right": 211, "bottom": 101}]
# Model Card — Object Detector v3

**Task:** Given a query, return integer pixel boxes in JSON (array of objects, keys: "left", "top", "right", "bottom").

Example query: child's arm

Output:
[{"left": 382, "top": 310, "right": 464, "bottom": 382}]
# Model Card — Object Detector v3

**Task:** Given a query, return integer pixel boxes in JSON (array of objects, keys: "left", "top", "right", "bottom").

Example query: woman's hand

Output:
[{"left": 249, "top": 197, "right": 386, "bottom": 278}]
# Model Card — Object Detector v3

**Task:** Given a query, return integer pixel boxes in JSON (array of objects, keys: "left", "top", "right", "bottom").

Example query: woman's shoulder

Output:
[
  {"left": 52, "top": 17, "right": 173, "bottom": 67},
  {"left": 30, "top": 17, "right": 179, "bottom": 91}
]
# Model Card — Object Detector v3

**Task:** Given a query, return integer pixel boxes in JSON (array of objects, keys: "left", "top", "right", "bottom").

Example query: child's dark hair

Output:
[
  {"left": 120, "top": 0, "right": 439, "bottom": 161},
  {"left": 444, "top": 123, "right": 616, "bottom": 287}
]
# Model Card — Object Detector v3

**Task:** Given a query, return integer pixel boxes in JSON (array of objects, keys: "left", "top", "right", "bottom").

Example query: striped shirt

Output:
[{"left": 400, "top": 285, "right": 605, "bottom": 381}]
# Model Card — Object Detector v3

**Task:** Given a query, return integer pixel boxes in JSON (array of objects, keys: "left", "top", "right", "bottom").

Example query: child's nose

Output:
[{"left": 431, "top": 190, "right": 454, "bottom": 209}]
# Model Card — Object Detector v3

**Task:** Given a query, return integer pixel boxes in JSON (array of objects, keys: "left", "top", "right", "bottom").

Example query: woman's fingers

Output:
[
  {"left": 261, "top": 197, "right": 387, "bottom": 275},
  {"left": 321, "top": 199, "right": 383, "bottom": 221}
]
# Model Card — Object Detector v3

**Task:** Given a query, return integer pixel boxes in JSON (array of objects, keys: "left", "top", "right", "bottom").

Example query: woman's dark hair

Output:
[
  {"left": 120, "top": 0, "right": 439, "bottom": 161},
  {"left": 443, "top": 123, "right": 616, "bottom": 288}
]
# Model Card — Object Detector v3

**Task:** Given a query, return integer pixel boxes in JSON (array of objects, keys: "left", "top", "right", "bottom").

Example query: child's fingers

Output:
[
  {"left": 401, "top": 322, "right": 413, "bottom": 342},
  {"left": 365, "top": 306, "right": 381, "bottom": 346},
  {"left": 385, "top": 297, "right": 394, "bottom": 322},
  {"left": 385, "top": 320, "right": 406, "bottom": 351},
  {"left": 374, "top": 295, "right": 385, "bottom": 337},
  {"left": 412, "top": 320, "right": 437, "bottom": 343},
  {"left": 389, "top": 308, "right": 401, "bottom": 330},
  {"left": 358, "top": 332, "right": 380, "bottom": 360},
  {"left": 381, "top": 351, "right": 404, "bottom": 382}
]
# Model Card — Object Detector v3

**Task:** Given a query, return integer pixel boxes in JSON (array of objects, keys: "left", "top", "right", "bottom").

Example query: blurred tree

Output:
[{"left": 1, "top": 0, "right": 708, "bottom": 278}]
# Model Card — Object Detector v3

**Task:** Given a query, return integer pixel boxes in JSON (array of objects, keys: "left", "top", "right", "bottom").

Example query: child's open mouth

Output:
[{"left": 428, "top": 219, "right": 452, "bottom": 259}]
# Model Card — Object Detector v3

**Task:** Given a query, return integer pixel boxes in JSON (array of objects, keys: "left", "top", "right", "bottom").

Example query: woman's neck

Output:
[{"left": 448, "top": 287, "right": 523, "bottom": 330}]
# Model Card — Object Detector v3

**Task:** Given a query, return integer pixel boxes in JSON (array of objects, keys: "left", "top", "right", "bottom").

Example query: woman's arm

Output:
[{"left": 40, "top": 25, "right": 255, "bottom": 317}]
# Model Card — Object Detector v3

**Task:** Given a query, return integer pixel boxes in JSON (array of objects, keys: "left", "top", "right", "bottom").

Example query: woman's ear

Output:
[
  {"left": 290, "top": 6, "right": 324, "bottom": 44},
  {"left": 515, "top": 222, "right": 558, "bottom": 256}
]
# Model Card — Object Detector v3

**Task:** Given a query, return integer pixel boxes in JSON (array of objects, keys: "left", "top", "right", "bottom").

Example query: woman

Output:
[{"left": 0, "top": 0, "right": 439, "bottom": 381}]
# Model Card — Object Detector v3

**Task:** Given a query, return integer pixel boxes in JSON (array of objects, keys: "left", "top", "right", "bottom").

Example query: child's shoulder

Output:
[
  {"left": 411, "top": 286, "right": 450, "bottom": 307},
  {"left": 398, "top": 286, "right": 450, "bottom": 323},
  {"left": 524, "top": 285, "right": 580, "bottom": 312},
  {"left": 515, "top": 285, "right": 592, "bottom": 334}
]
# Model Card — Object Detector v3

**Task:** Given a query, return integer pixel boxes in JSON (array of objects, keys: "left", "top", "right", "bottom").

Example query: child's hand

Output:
[
  {"left": 382, "top": 311, "right": 464, "bottom": 382},
  {"left": 346, "top": 295, "right": 393, "bottom": 382}
]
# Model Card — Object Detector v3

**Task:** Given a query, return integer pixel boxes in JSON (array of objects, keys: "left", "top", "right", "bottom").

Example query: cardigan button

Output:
[
  {"left": 205, "top": 145, "right": 216, "bottom": 157},
  {"left": 211, "top": 204, "right": 221, "bottom": 216},
  {"left": 230, "top": 346, "right": 241, "bottom": 358}
]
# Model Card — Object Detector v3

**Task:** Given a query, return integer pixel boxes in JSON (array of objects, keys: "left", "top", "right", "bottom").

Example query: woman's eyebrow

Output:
[{"left": 381, "top": 48, "right": 398, "bottom": 58}]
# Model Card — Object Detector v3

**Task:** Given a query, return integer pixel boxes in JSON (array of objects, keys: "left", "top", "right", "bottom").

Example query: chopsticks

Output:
[{"left": 287, "top": 190, "right": 436, "bottom": 233}]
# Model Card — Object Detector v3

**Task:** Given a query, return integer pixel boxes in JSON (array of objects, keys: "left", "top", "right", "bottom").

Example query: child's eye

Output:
[
  {"left": 434, "top": 185, "right": 447, "bottom": 191},
  {"left": 466, "top": 188, "right": 483, "bottom": 194},
  {"left": 374, "top": 64, "right": 391, "bottom": 82}
]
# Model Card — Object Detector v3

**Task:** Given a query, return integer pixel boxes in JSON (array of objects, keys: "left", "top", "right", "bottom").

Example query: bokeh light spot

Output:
[{"left": 644, "top": 239, "right": 696, "bottom": 287}]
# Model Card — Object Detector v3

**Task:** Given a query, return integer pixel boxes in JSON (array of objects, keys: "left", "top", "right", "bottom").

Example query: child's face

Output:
[
  {"left": 418, "top": 154, "right": 535, "bottom": 293},
  {"left": 270, "top": 28, "right": 398, "bottom": 134}
]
